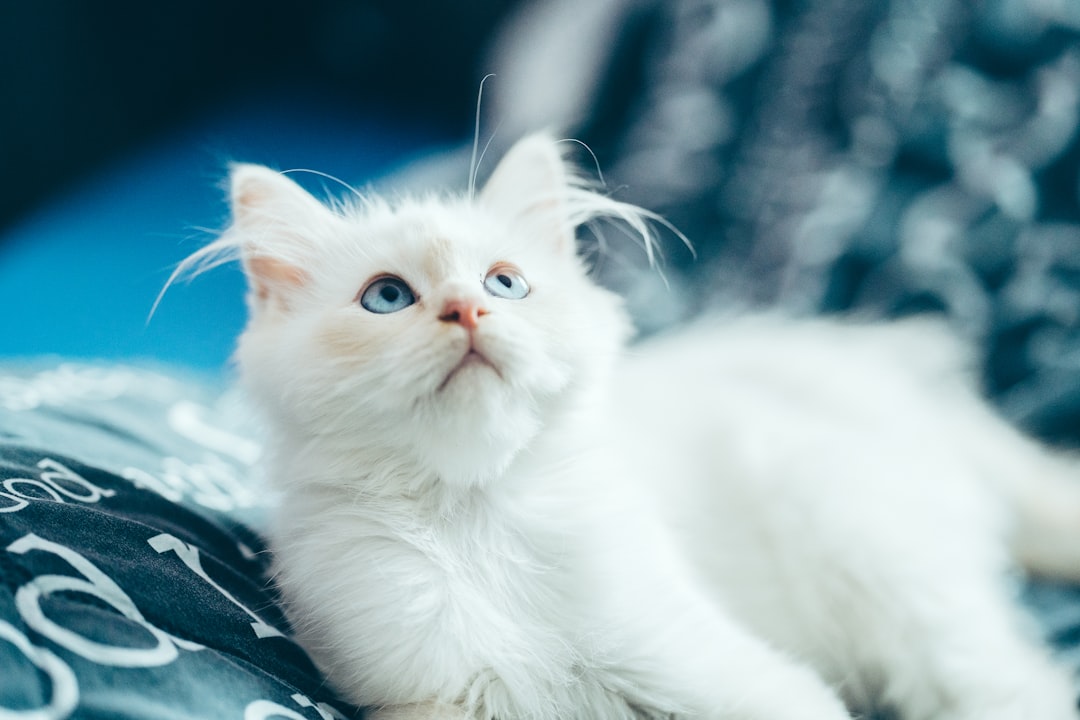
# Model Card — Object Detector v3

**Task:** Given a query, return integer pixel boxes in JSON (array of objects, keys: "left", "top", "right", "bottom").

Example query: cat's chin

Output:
[{"left": 437, "top": 349, "right": 501, "bottom": 393}]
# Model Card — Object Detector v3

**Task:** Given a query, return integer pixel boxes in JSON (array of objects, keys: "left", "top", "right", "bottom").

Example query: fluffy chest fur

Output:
[{"left": 268, "top": 439, "right": 660, "bottom": 717}]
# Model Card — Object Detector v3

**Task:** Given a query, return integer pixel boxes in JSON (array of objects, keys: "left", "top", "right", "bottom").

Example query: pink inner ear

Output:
[
  {"left": 234, "top": 185, "right": 264, "bottom": 215},
  {"left": 247, "top": 256, "right": 309, "bottom": 300}
]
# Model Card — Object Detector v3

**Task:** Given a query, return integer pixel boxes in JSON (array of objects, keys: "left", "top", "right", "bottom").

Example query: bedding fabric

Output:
[{"left": 0, "top": 364, "right": 360, "bottom": 719}]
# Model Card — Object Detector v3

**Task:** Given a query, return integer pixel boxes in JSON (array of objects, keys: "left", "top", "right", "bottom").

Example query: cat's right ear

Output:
[
  {"left": 228, "top": 164, "right": 328, "bottom": 308},
  {"left": 479, "top": 134, "right": 575, "bottom": 253}
]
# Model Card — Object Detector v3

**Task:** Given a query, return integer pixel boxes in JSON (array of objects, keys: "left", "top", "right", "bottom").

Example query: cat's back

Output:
[
  {"left": 623, "top": 313, "right": 970, "bottom": 389},
  {"left": 605, "top": 313, "right": 1002, "bottom": 572},
  {"left": 612, "top": 314, "right": 975, "bottom": 438},
  {"left": 604, "top": 315, "right": 1009, "bottom": 673}
]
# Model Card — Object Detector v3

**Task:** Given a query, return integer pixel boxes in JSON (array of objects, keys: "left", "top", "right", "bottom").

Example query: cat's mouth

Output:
[{"left": 437, "top": 348, "right": 499, "bottom": 391}]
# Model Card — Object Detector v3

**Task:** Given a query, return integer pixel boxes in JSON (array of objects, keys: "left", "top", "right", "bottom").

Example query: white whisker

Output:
[
  {"left": 468, "top": 73, "right": 497, "bottom": 199},
  {"left": 282, "top": 168, "right": 364, "bottom": 200},
  {"left": 147, "top": 232, "right": 240, "bottom": 323},
  {"left": 557, "top": 138, "right": 606, "bottom": 186}
]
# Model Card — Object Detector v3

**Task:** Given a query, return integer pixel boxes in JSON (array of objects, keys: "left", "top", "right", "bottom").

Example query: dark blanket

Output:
[{"left": 0, "top": 365, "right": 360, "bottom": 719}]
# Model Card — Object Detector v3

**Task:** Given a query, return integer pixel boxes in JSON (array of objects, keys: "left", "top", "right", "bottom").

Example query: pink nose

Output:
[{"left": 439, "top": 298, "right": 489, "bottom": 330}]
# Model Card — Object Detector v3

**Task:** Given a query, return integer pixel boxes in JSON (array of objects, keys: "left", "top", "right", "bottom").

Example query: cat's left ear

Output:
[
  {"left": 479, "top": 134, "right": 574, "bottom": 253},
  {"left": 229, "top": 164, "right": 331, "bottom": 307}
]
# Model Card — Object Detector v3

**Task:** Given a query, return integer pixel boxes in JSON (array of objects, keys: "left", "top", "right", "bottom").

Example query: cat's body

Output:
[{"left": 197, "top": 134, "right": 1080, "bottom": 719}]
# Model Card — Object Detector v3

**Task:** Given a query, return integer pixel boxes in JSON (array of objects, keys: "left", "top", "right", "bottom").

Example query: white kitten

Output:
[{"left": 193, "top": 134, "right": 1080, "bottom": 719}]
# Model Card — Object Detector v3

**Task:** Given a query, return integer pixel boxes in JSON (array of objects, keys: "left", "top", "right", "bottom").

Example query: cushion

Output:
[{"left": 0, "top": 363, "right": 360, "bottom": 719}]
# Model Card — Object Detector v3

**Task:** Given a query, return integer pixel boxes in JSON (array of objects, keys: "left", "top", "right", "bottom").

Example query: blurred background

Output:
[
  {"left": 0, "top": 1, "right": 519, "bottom": 230},
  {"left": 0, "top": 0, "right": 516, "bottom": 369},
  {"left": 2, "top": 0, "right": 1080, "bottom": 445}
]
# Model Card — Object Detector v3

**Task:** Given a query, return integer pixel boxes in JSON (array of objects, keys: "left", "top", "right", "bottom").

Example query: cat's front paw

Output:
[{"left": 366, "top": 701, "right": 469, "bottom": 720}]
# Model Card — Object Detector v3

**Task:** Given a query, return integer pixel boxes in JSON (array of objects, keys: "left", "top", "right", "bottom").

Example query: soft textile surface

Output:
[{"left": 0, "top": 365, "right": 360, "bottom": 719}]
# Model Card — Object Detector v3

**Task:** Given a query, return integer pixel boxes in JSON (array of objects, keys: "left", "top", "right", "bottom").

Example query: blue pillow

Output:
[{"left": 0, "top": 363, "right": 361, "bottom": 719}]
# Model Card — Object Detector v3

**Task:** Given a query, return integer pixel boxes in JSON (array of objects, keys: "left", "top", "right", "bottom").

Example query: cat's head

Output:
[{"left": 213, "top": 134, "right": 653, "bottom": 488}]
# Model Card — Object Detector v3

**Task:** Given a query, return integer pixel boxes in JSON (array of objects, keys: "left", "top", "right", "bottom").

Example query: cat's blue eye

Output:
[
  {"left": 359, "top": 276, "right": 417, "bottom": 314},
  {"left": 483, "top": 266, "right": 529, "bottom": 300}
]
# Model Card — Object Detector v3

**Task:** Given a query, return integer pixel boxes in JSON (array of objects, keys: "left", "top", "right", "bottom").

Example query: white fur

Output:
[{"left": 201, "top": 134, "right": 1080, "bottom": 719}]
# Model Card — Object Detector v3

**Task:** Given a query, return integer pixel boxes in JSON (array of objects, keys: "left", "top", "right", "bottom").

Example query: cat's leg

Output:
[
  {"left": 837, "top": 556, "right": 1078, "bottom": 720},
  {"left": 597, "top": 556, "right": 853, "bottom": 720},
  {"left": 961, "top": 414, "right": 1080, "bottom": 582},
  {"left": 614, "top": 605, "right": 853, "bottom": 720},
  {"left": 674, "top": 440, "right": 1079, "bottom": 719},
  {"left": 830, "top": 444, "right": 1080, "bottom": 718},
  {"left": 571, "top": 482, "right": 854, "bottom": 720},
  {"left": 366, "top": 701, "right": 467, "bottom": 720}
]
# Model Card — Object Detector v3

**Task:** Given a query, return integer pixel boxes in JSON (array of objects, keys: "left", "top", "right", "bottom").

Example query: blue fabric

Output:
[
  {"left": 0, "top": 363, "right": 361, "bottom": 719},
  {"left": 0, "top": 92, "right": 453, "bottom": 371}
]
